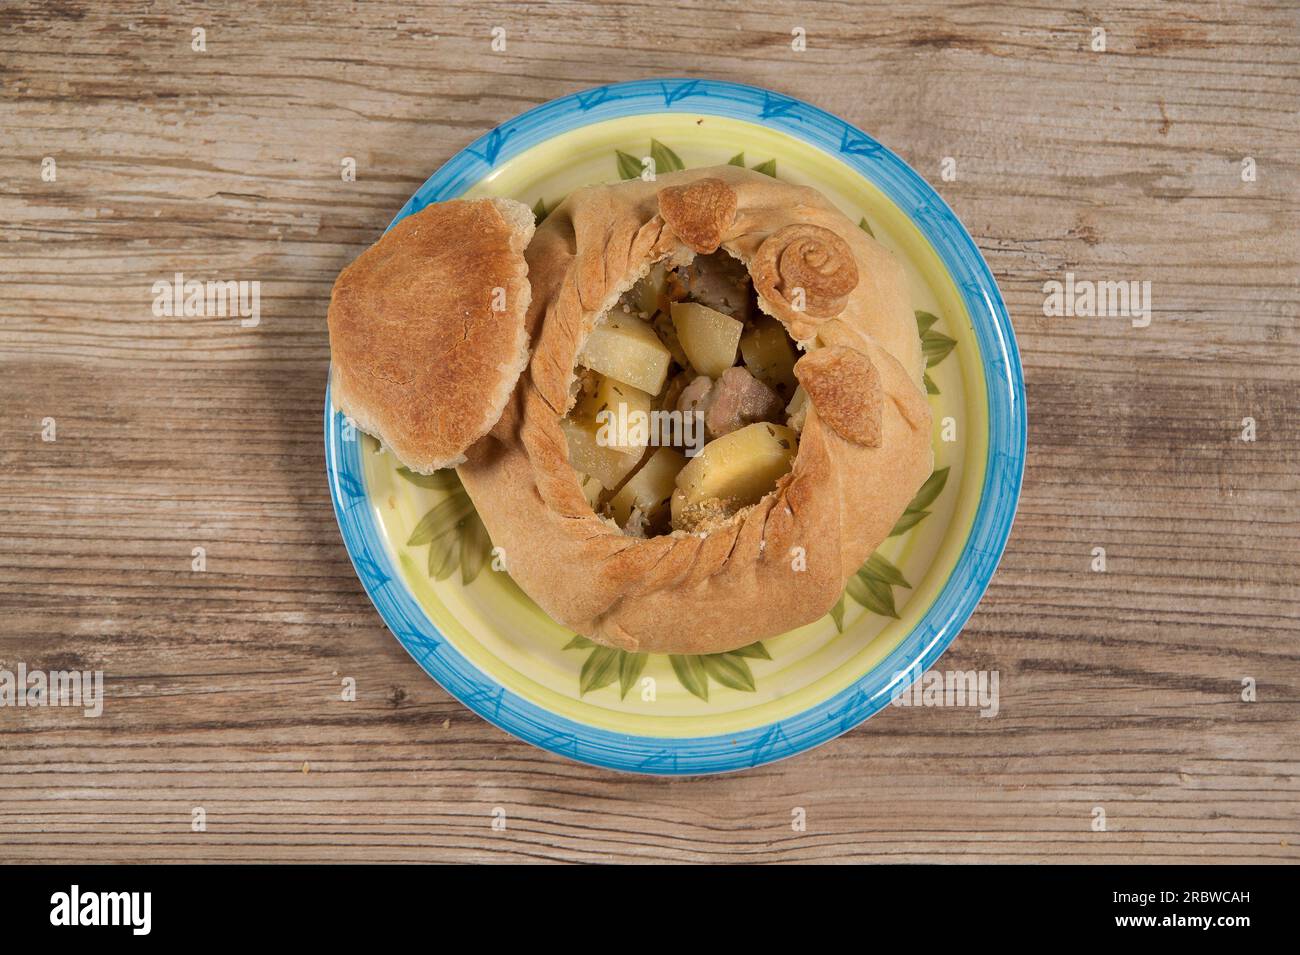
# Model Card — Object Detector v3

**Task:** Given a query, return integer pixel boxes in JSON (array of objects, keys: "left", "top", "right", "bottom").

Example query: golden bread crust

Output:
[
  {"left": 327, "top": 197, "right": 534, "bottom": 473},
  {"left": 655, "top": 178, "right": 737, "bottom": 254},
  {"left": 751, "top": 224, "right": 860, "bottom": 320},
  {"left": 794, "top": 345, "right": 883, "bottom": 447}
]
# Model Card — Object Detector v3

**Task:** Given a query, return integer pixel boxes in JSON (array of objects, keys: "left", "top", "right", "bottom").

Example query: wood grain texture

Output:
[{"left": 1, "top": 0, "right": 1297, "bottom": 863}]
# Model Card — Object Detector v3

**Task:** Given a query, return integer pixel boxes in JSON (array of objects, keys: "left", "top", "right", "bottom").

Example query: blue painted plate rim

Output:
[{"left": 324, "top": 78, "right": 1026, "bottom": 776}]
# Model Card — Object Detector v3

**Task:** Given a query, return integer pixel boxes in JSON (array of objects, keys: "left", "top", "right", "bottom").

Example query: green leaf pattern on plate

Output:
[
  {"left": 565, "top": 640, "right": 771, "bottom": 701},
  {"left": 406, "top": 493, "right": 474, "bottom": 546},
  {"left": 615, "top": 142, "right": 772, "bottom": 182},
  {"left": 669, "top": 654, "right": 710, "bottom": 701},
  {"left": 580, "top": 647, "right": 622, "bottom": 696},
  {"left": 615, "top": 149, "right": 642, "bottom": 180},
  {"left": 618, "top": 652, "right": 648, "bottom": 700},
  {"left": 915, "top": 309, "right": 956, "bottom": 394},
  {"left": 650, "top": 139, "right": 685, "bottom": 174},
  {"left": 701, "top": 653, "right": 756, "bottom": 692},
  {"left": 403, "top": 470, "right": 496, "bottom": 587},
  {"left": 829, "top": 594, "right": 846, "bottom": 633}
]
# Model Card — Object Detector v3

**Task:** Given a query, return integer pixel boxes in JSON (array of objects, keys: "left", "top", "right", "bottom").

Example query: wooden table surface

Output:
[{"left": 2, "top": 0, "right": 1297, "bottom": 864}]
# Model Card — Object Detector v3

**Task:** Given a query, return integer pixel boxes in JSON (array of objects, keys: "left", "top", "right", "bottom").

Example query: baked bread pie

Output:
[
  {"left": 327, "top": 197, "right": 535, "bottom": 472},
  {"left": 328, "top": 165, "right": 932, "bottom": 654}
]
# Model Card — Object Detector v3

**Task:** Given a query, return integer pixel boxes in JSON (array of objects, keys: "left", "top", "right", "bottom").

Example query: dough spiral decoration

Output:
[{"left": 751, "top": 224, "right": 859, "bottom": 320}]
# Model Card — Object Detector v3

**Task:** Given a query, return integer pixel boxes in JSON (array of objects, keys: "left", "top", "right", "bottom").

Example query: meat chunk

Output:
[
  {"left": 678, "top": 365, "right": 784, "bottom": 440},
  {"left": 674, "top": 374, "right": 712, "bottom": 447},
  {"left": 678, "top": 251, "right": 753, "bottom": 322},
  {"left": 705, "top": 366, "right": 783, "bottom": 437},
  {"left": 677, "top": 375, "right": 714, "bottom": 416}
]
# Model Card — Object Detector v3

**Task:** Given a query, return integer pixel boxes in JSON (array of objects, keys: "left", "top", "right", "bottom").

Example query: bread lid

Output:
[{"left": 327, "top": 197, "right": 536, "bottom": 472}]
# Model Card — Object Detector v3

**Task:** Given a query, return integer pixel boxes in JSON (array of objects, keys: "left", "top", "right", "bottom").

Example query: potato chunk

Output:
[
  {"left": 634, "top": 263, "right": 667, "bottom": 317},
  {"left": 610, "top": 448, "right": 686, "bottom": 526},
  {"left": 671, "top": 301, "right": 742, "bottom": 378},
  {"left": 573, "top": 374, "right": 653, "bottom": 456},
  {"left": 578, "top": 315, "right": 671, "bottom": 395},
  {"left": 675, "top": 422, "right": 798, "bottom": 507},
  {"left": 652, "top": 310, "right": 690, "bottom": 368},
  {"left": 562, "top": 417, "right": 642, "bottom": 490},
  {"left": 740, "top": 316, "right": 797, "bottom": 396}
]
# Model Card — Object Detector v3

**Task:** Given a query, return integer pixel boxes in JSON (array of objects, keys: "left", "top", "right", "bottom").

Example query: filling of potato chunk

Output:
[{"left": 565, "top": 250, "right": 806, "bottom": 537}]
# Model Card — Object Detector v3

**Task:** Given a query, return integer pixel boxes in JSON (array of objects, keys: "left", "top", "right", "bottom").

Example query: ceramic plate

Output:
[{"left": 325, "top": 79, "right": 1025, "bottom": 775}]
